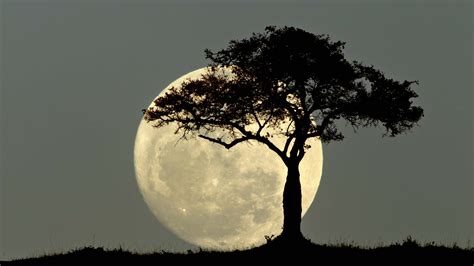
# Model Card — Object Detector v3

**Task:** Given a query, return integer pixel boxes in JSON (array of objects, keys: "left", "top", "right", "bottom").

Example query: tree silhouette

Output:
[{"left": 143, "top": 26, "right": 423, "bottom": 243}]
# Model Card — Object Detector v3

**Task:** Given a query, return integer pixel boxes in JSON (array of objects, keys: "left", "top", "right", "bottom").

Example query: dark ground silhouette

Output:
[{"left": 4, "top": 237, "right": 473, "bottom": 265}]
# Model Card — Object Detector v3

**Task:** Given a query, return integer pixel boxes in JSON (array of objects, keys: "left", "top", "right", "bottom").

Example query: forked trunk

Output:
[{"left": 281, "top": 161, "right": 303, "bottom": 240}]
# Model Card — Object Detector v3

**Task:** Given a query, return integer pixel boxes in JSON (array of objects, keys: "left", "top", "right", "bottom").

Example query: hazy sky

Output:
[{"left": 1, "top": 0, "right": 472, "bottom": 259}]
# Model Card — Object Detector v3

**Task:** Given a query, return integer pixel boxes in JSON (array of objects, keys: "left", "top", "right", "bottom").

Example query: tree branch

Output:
[
  {"left": 296, "top": 145, "right": 305, "bottom": 161},
  {"left": 198, "top": 135, "right": 250, "bottom": 149},
  {"left": 282, "top": 119, "right": 295, "bottom": 156},
  {"left": 148, "top": 107, "right": 291, "bottom": 163},
  {"left": 193, "top": 117, "right": 289, "bottom": 163},
  {"left": 251, "top": 112, "right": 262, "bottom": 129},
  {"left": 255, "top": 134, "right": 288, "bottom": 164},
  {"left": 306, "top": 108, "right": 343, "bottom": 138},
  {"left": 256, "top": 111, "right": 273, "bottom": 136}
]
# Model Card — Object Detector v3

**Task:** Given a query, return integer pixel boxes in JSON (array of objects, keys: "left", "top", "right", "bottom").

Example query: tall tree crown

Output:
[{"left": 143, "top": 26, "right": 423, "bottom": 164}]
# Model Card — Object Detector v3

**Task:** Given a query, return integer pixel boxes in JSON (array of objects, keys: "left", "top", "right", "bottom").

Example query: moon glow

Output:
[{"left": 134, "top": 68, "right": 323, "bottom": 250}]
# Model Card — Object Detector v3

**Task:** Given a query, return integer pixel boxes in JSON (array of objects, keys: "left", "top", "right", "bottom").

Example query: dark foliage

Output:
[{"left": 144, "top": 26, "right": 423, "bottom": 159}]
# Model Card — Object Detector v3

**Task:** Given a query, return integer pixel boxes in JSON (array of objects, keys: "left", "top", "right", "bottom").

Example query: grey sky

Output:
[{"left": 1, "top": 0, "right": 472, "bottom": 259}]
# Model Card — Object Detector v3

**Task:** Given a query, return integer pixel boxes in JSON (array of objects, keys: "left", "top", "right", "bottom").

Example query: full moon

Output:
[{"left": 134, "top": 68, "right": 323, "bottom": 250}]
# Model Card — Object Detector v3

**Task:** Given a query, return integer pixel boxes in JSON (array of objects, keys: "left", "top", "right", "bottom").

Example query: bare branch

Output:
[
  {"left": 194, "top": 117, "right": 289, "bottom": 163},
  {"left": 251, "top": 112, "right": 262, "bottom": 128},
  {"left": 233, "top": 123, "right": 288, "bottom": 163},
  {"left": 296, "top": 143, "right": 306, "bottom": 161},
  {"left": 198, "top": 135, "right": 250, "bottom": 149},
  {"left": 283, "top": 133, "right": 295, "bottom": 156},
  {"left": 256, "top": 111, "right": 273, "bottom": 136}
]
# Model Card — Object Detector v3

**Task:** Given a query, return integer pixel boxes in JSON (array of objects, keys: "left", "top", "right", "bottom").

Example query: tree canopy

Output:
[{"left": 143, "top": 26, "right": 423, "bottom": 165}]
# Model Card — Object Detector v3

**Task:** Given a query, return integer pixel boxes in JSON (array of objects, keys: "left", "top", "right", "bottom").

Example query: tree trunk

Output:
[{"left": 281, "top": 161, "right": 303, "bottom": 240}]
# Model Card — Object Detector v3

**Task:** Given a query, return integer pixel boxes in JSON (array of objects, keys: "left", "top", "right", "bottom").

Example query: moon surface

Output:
[{"left": 134, "top": 68, "right": 323, "bottom": 250}]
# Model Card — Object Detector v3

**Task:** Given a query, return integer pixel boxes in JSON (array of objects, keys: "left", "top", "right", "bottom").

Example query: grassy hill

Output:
[{"left": 4, "top": 237, "right": 473, "bottom": 265}]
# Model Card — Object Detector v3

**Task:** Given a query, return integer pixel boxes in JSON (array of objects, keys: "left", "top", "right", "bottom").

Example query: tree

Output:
[{"left": 143, "top": 26, "right": 423, "bottom": 242}]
